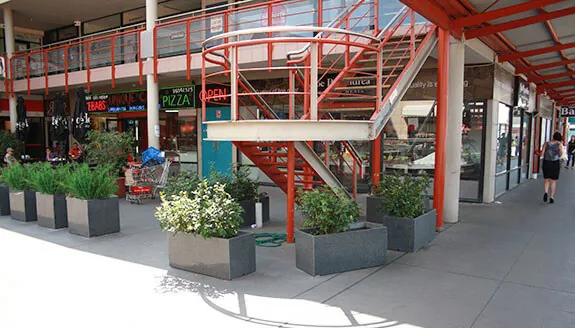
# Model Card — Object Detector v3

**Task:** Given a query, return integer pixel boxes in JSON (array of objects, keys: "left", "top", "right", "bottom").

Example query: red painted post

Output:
[
  {"left": 267, "top": 3, "right": 273, "bottom": 71},
  {"left": 43, "top": 52, "right": 48, "bottom": 95},
  {"left": 372, "top": 134, "right": 381, "bottom": 189},
  {"left": 201, "top": 53, "right": 206, "bottom": 123},
  {"left": 352, "top": 161, "right": 357, "bottom": 199},
  {"left": 287, "top": 141, "right": 295, "bottom": 243},
  {"left": 318, "top": 0, "right": 323, "bottom": 58},
  {"left": 410, "top": 10, "right": 415, "bottom": 58},
  {"left": 374, "top": 0, "right": 379, "bottom": 32},
  {"left": 86, "top": 41, "right": 91, "bottom": 92},
  {"left": 434, "top": 28, "right": 449, "bottom": 230},
  {"left": 25, "top": 54, "right": 30, "bottom": 95},
  {"left": 186, "top": 21, "right": 191, "bottom": 81},
  {"left": 111, "top": 35, "right": 116, "bottom": 88},
  {"left": 64, "top": 45, "right": 69, "bottom": 93},
  {"left": 304, "top": 57, "right": 310, "bottom": 117}
]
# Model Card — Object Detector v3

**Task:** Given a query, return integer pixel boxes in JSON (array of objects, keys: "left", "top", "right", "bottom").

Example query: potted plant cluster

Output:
[
  {"left": 66, "top": 164, "right": 120, "bottom": 237},
  {"left": 368, "top": 173, "right": 436, "bottom": 253},
  {"left": 0, "top": 169, "right": 10, "bottom": 216},
  {"left": 295, "top": 186, "right": 387, "bottom": 276},
  {"left": 85, "top": 131, "right": 134, "bottom": 198},
  {"left": 156, "top": 179, "right": 255, "bottom": 280},
  {"left": 0, "top": 131, "right": 24, "bottom": 216},
  {"left": 30, "top": 163, "right": 70, "bottom": 229},
  {"left": 209, "top": 167, "right": 269, "bottom": 227},
  {"left": 3, "top": 163, "right": 37, "bottom": 222}
]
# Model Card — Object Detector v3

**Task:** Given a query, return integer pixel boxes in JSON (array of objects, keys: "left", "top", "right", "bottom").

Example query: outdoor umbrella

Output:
[
  {"left": 72, "top": 87, "right": 91, "bottom": 144},
  {"left": 15, "top": 96, "right": 29, "bottom": 145},
  {"left": 51, "top": 94, "right": 69, "bottom": 144}
]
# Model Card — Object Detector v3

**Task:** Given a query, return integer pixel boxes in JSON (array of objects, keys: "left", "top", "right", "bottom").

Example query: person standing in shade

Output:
[
  {"left": 4, "top": 148, "right": 17, "bottom": 166},
  {"left": 566, "top": 135, "right": 575, "bottom": 169},
  {"left": 540, "top": 132, "right": 564, "bottom": 204}
]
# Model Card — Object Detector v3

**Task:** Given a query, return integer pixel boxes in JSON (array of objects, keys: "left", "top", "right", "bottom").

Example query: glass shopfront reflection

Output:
[{"left": 381, "top": 100, "right": 487, "bottom": 202}]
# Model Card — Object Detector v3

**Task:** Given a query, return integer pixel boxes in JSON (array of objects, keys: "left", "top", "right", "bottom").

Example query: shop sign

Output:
[
  {"left": 560, "top": 106, "right": 575, "bottom": 117},
  {"left": 86, "top": 86, "right": 196, "bottom": 113},
  {"left": 160, "top": 86, "right": 195, "bottom": 109},
  {"left": 197, "top": 85, "right": 231, "bottom": 106},
  {"left": 538, "top": 96, "right": 554, "bottom": 119},
  {"left": 515, "top": 78, "right": 530, "bottom": 109}
]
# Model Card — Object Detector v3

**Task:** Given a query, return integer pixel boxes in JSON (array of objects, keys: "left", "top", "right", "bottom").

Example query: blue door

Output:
[{"left": 201, "top": 107, "right": 232, "bottom": 178}]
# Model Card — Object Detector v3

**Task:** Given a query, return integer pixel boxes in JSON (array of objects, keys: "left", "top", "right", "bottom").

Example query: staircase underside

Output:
[{"left": 205, "top": 120, "right": 375, "bottom": 141}]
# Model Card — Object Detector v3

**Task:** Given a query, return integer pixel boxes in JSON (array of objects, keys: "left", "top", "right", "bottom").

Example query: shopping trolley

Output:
[{"left": 125, "top": 159, "right": 172, "bottom": 204}]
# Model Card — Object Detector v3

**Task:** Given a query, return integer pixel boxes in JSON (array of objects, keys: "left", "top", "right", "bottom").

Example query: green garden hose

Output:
[{"left": 254, "top": 233, "right": 290, "bottom": 247}]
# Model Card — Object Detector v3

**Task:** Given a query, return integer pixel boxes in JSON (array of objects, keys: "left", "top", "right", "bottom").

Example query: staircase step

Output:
[
  {"left": 342, "top": 75, "right": 397, "bottom": 81},
  {"left": 352, "top": 64, "right": 405, "bottom": 72},
  {"left": 319, "top": 107, "right": 374, "bottom": 112},
  {"left": 326, "top": 96, "right": 377, "bottom": 102},
  {"left": 259, "top": 161, "right": 308, "bottom": 167},
  {"left": 333, "top": 85, "right": 390, "bottom": 91},
  {"left": 357, "top": 56, "right": 410, "bottom": 64},
  {"left": 238, "top": 141, "right": 287, "bottom": 147}
]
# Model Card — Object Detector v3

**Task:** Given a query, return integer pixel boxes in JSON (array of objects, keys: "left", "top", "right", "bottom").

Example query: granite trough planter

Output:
[
  {"left": 168, "top": 231, "right": 256, "bottom": 280},
  {"left": 9, "top": 190, "right": 37, "bottom": 222},
  {"left": 67, "top": 196, "right": 120, "bottom": 237},
  {"left": 381, "top": 209, "right": 437, "bottom": 253},
  {"left": 0, "top": 185, "right": 10, "bottom": 216},
  {"left": 239, "top": 195, "right": 270, "bottom": 227},
  {"left": 295, "top": 222, "right": 387, "bottom": 276},
  {"left": 36, "top": 193, "right": 68, "bottom": 229},
  {"left": 366, "top": 195, "right": 432, "bottom": 224}
]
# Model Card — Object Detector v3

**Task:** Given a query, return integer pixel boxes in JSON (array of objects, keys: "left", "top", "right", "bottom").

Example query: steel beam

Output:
[
  {"left": 286, "top": 141, "right": 295, "bottom": 243},
  {"left": 467, "top": 6, "right": 575, "bottom": 39},
  {"left": 499, "top": 43, "right": 575, "bottom": 62},
  {"left": 516, "top": 59, "right": 575, "bottom": 74},
  {"left": 399, "top": 0, "right": 451, "bottom": 31},
  {"left": 537, "top": 80, "right": 575, "bottom": 92},
  {"left": 530, "top": 71, "right": 575, "bottom": 83},
  {"left": 452, "top": 0, "right": 567, "bottom": 28}
]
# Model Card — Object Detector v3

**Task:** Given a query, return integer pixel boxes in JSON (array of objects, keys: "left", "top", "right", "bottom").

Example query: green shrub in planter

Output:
[
  {"left": 2, "top": 163, "right": 33, "bottom": 191},
  {"left": 296, "top": 186, "right": 360, "bottom": 235},
  {"left": 208, "top": 166, "right": 258, "bottom": 202},
  {"left": 29, "top": 163, "right": 70, "bottom": 195},
  {"left": 374, "top": 173, "right": 430, "bottom": 218},
  {"left": 0, "top": 130, "right": 24, "bottom": 160},
  {"left": 164, "top": 171, "right": 201, "bottom": 198},
  {"left": 85, "top": 131, "right": 135, "bottom": 177},
  {"left": 156, "top": 179, "right": 243, "bottom": 238},
  {"left": 66, "top": 164, "right": 118, "bottom": 200}
]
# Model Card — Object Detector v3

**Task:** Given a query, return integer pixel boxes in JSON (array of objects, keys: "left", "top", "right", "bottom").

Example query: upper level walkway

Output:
[{"left": 1, "top": 170, "right": 574, "bottom": 328}]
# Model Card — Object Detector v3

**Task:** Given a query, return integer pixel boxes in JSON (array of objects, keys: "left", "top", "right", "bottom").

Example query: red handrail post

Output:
[
  {"left": 374, "top": 0, "right": 379, "bottom": 32},
  {"left": 85, "top": 41, "right": 91, "bottom": 92},
  {"left": 318, "top": 0, "right": 323, "bottom": 58},
  {"left": 372, "top": 134, "right": 381, "bottom": 190},
  {"left": 64, "top": 45, "right": 69, "bottom": 93},
  {"left": 138, "top": 30, "right": 143, "bottom": 85},
  {"left": 111, "top": 35, "right": 116, "bottom": 88},
  {"left": 410, "top": 10, "right": 415, "bottom": 58},
  {"left": 201, "top": 52, "right": 206, "bottom": 123},
  {"left": 434, "top": 28, "right": 449, "bottom": 230},
  {"left": 25, "top": 53, "right": 30, "bottom": 95},
  {"left": 267, "top": 3, "right": 273, "bottom": 71},
  {"left": 224, "top": 12, "right": 230, "bottom": 60},
  {"left": 43, "top": 51, "right": 49, "bottom": 95},
  {"left": 286, "top": 141, "right": 295, "bottom": 243},
  {"left": 186, "top": 21, "right": 191, "bottom": 81}
]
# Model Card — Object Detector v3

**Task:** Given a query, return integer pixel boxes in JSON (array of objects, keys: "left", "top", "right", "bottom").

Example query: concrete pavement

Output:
[{"left": 1, "top": 171, "right": 575, "bottom": 328}]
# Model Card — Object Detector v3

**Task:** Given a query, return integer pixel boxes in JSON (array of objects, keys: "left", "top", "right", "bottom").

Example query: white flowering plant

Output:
[{"left": 156, "top": 180, "right": 244, "bottom": 239}]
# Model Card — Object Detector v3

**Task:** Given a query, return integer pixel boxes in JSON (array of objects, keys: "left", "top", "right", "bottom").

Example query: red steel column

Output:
[
  {"left": 372, "top": 134, "right": 381, "bottom": 189},
  {"left": 287, "top": 141, "right": 295, "bottom": 243},
  {"left": 434, "top": 28, "right": 449, "bottom": 230}
]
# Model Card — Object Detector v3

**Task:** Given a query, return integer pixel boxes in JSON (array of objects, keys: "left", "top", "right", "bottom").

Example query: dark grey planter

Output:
[
  {"left": 366, "top": 195, "right": 432, "bottom": 224},
  {"left": 239, "top": 196, "right": 270, "bottom": 227},
  {"left": 168, "top": 230, "right": 256, "bottom": 280},
  {"left": 67, "top": 196, "right": 120, "bottom": 237},
  {"left": 295, "top": 222, "right": 387, "bottom": 276},
  {"left": 9, "top": 190, "right": 37, "bottom": 222},
  {"left": 384, "top": 209, "right": 437, "bottom": 253},
  {"left": 36, "top": 193, "right": 68, "bottom": 229},
  {"left": 0, "top": 186, "right": 10, "bottom": 216}
]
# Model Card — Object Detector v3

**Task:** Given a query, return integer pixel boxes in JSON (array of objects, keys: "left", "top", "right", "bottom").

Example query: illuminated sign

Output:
[
  {"left": 87, "top": 86, "right": 196, "bottom": 113},
  {"left": 561, "top": 106, "right": 575, "bottom": 117},
  {"left": 197, "top": 85, "right": 230, "bottom": 106}
]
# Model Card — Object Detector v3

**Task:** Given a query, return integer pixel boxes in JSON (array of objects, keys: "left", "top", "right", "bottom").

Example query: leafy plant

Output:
[
  {"left": 66, "top": 164, "right": 118, "bottom": 200},
  {"left": 2, "top": 163, "right": 34, "bottom": 190},
  {"left": 156, "top": 179, "right": 243, "bottom": 239},
  {"left": 85, "top": 131, "right": 135, "bottom": 177},
  {"left": 296, "top": 186, "right": 359, "bottom": 235},
  {"left": 164, "top": 171, "right": 201, "bottom": 198},
  {"left": 29, "top": 163, "right": 70, "bottom": 195},
  {"left": 374, "top": 173, "right": 430, "bottom": 218},
  {"left": 0, "top": 130, "right": 24, "bottom": 159},
  {"left": 208, "top": 166, "right": 258, "bottom": 202}
]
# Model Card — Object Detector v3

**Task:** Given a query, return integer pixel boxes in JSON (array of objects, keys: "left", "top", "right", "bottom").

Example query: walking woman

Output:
[
  {"left": 540, "top": 132, "right": 564, "bottom": 203},
  {"left": 567, "top": 135, "right": 575, "bottom": 169}
]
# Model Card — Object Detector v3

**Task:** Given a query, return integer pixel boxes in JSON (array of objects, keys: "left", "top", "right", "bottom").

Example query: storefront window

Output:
[
  {"left": 380, "top": 100, "right": 486, "bottom": 202},
  {"left": 495, "top": 103, "right": 511, "bottom": 196},
  {"left": 508, "top": 108, "right": 522, "bottom": 189},
  {"left": 83, "top": 14, "right": 122, "bottom": 35},
  {"left": 520, "top": 113, "right": 531, "bottom": 182}
]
